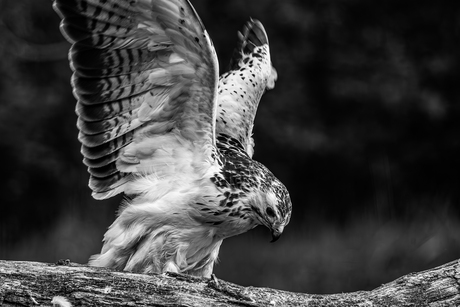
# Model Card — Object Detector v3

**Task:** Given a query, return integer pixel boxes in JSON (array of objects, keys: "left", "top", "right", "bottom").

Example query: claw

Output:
[{"left": 208, "top": 273, "right": 220, "bottom": 289}]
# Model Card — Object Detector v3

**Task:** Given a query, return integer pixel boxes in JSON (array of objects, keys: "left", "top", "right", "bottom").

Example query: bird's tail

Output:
[
  {"left": 88, "top": 220, "right": 162, "bottom": 273},
  {"left": 88, "top": 221, "right": 138, "bottom": 271}
]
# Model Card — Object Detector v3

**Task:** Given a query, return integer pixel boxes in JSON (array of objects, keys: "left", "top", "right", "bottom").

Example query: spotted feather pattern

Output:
[
  {"left": 215, "top": 134, "right": 290, "bottom": 221},
  {"left": 216, "top": 19, "right": 278, "bottom": 158}
]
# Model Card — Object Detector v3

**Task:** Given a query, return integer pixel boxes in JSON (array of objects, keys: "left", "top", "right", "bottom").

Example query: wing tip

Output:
[
  {"left": 228, "top": 19, "right": 269, "bottom": 70},
  {"left": 89, "top": 172, "right": 128, "bottom": 200},
  {"left": 245, "top": 18, "right": 269, "bottom": 46}
]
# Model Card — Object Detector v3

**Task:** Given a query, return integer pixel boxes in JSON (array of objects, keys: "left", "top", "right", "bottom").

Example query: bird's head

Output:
[{"left": 251, "top": 176, "right": 292, "bottom": 242}]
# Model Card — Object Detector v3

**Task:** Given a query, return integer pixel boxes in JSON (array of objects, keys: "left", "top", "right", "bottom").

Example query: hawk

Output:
[{"left": 53, "top": 0, "right": 292, "bottom": 277}]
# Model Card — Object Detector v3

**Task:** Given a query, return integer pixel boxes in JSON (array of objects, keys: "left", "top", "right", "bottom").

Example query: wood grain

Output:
[{"left": 1, "top": 259, "right": 459, "bottom": 306}]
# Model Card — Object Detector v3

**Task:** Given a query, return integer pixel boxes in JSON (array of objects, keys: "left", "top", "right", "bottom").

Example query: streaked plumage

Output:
[{"left": 54, "top": 0, "right": 291, "bottom": 277}]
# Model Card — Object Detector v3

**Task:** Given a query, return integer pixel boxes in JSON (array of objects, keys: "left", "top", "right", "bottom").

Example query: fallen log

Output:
[{"left": 0, "top": 259, "right": 459, "bottom": 306}]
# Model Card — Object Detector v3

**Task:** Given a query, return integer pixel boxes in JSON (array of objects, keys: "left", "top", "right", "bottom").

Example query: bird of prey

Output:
[{"left": 53, "top": 0, "right": 292, "bottom": 277}]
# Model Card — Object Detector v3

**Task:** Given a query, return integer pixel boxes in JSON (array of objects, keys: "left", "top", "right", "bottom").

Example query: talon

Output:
[
  {"left": 209, "top": 273, "right": 220, "bottom": 288},
  {"left": 55, "top": 259, "right": 71, "bottom": 266}
]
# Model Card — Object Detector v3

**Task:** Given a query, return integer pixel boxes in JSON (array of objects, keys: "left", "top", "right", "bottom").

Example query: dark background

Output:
[{"left": 1, "top": 0, "right": 459, "bottom": 294}]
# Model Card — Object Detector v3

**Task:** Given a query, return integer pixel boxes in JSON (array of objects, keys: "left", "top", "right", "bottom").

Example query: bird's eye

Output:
[{"left": 266, "top": 207, "right": 276, "bottom": 218}]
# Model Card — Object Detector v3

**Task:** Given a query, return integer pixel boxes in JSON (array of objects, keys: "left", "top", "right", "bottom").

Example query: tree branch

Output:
[{"left": 1, "top": 259, "right": 459, "bottom": 306}]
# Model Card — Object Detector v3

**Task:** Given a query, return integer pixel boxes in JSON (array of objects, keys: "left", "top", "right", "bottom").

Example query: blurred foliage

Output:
[{"left": 0, "top": 0, "right": 459, "bottom": 294}]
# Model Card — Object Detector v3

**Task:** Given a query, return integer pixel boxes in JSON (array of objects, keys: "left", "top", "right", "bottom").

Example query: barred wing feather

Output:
[{"left": 53, "top": 0, "right": 219, "bottom": 199}]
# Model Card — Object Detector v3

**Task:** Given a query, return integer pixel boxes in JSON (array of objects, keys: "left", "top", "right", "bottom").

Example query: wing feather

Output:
[
  {"left": 216, "top": 19, "right": 277, "bottom": 158},
  {"left": 54, "top": 0, "right": 219, "bottom": 199},
  {"left": 75, "top": 90, "right": 151, "bottom": 121}
]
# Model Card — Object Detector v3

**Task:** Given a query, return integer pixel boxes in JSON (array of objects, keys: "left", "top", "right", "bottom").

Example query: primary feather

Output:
[{"left": 54, "top": 0, "right": 291, "bottom": 277}]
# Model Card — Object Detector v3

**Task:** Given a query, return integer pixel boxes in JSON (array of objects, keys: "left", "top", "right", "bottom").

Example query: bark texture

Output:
[{"left": 1, "top": 259, "right": 459, "bottom": 306}]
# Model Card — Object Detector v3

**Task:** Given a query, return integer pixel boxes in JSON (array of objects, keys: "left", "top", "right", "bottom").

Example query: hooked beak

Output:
[
  {"left": 271, "top": 231, "right": 281, "bottom": 243},
  {"left": 270, "top": 225, "right": 284, "bottom": 243}
]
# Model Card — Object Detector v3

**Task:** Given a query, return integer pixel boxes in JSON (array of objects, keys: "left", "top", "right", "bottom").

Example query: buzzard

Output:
[{"left": 53, "top": 0, "right": 292, "bottom": 277}]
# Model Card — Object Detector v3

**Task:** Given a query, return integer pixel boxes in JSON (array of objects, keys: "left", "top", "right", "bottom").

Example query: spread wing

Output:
[
  {"left": 53, "top": 0, "right": 219, "bottom": 199},
  {"left": 216, "top": 19, "right": 277, "bottom": 158}
]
